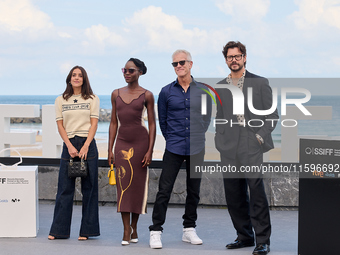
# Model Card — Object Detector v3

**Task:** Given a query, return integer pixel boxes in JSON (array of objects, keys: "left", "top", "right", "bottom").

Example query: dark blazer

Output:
[{"left": 215, "top": 70, "right": 279, "bottom": 159}]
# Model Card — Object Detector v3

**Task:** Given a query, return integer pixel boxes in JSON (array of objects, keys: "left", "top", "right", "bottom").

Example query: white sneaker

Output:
[
  {"left": 182, "top": 228, "right": 203, "bottom": 245},
  {"left": 150, "top": 231, "right": 162, "bottom": 249}
]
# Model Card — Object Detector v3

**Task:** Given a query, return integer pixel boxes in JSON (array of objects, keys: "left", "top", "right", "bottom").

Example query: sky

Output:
[{"left": 0, "top": 0, "right": 340, "bottom": 96}]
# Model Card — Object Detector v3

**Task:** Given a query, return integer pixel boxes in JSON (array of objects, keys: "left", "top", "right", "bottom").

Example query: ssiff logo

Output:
[
  {"left": 305, "top": 147, "right": 333, "bottom": 156},
  {"left": 1, "top": 178, "right": 6, "bottom": 184}
]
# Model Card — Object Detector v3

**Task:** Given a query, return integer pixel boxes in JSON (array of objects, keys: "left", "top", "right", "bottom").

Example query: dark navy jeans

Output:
[
  {"left": 149, "top": 149, "right": 204, "bottom": 231},
  {"left": 49, "top": 136, "right": 100, "bottom": 238}
]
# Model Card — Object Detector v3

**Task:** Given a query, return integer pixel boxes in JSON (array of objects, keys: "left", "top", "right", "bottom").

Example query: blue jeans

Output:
[
  {"left": 49, "top": 136, "right": 100, "bottom": 238},
  {"left": 149, "top": 149, "right": 204, "bottom": 231}
]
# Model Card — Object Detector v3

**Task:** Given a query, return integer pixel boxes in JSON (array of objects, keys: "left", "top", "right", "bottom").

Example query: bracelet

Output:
[{"left": 255, "top": 134, "right": 264, "bottom": 144}]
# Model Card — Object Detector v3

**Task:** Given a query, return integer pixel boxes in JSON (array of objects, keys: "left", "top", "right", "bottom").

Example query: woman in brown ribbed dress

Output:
[{"left": 108, "top": 58, "right": 156, "bottom": 245}]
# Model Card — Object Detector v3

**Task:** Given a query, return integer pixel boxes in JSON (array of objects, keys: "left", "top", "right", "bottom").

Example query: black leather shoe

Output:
[
  {"left": 226, "top": 239, "right": 255, "bottom": 249},
  {"left": 253, "top": 244, "right": 270, "bottom": 254}
]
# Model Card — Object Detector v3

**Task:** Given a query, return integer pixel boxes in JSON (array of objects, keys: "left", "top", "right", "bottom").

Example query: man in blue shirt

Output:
[{"left": 149, "top": 49, "right": 212, "bottom": 249}]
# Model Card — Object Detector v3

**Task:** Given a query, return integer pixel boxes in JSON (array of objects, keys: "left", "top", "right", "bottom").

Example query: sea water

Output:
[{"left": 1, "top": 95, "right": 340, "bottom": 146}]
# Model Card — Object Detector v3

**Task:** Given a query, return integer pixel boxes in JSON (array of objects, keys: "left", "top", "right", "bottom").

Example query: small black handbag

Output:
[{"left": 68, "top": 157, "right": 88, "bottom": 178}]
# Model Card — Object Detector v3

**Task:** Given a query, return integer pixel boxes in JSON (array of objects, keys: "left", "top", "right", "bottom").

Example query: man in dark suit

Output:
[{"left": 215, "top": 41, "right": 278, "bottom": 255}]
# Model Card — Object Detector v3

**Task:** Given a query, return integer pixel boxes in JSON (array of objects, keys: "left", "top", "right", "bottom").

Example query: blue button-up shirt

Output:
[{"left": 157, "top": 77, "right": 212, "bottom": 156}]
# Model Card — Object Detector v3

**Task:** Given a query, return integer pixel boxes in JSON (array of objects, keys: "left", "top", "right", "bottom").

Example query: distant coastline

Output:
[
  {"left": 10, "top": 108, "right": 113, "bottom": 123},
  {"left": 2, "top": 95, "right": 154, "bottom": 123},
  {"left": 0, "top": 94, "right": 158, "bottom": 111}
]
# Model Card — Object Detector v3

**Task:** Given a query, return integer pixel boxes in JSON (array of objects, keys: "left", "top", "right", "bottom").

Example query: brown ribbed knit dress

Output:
[{"left": 114, "top": 90, "right": 149, "bottom": 214}]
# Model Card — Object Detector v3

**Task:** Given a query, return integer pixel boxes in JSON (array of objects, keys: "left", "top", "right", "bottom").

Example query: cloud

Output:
[
  {"left": 0, "top": 0, "right": 53, "bottom": 32},
  {"left": 215, "top": 0, "right": 270, "bottom": 21},
  {"left": 58, "top": 32, "right": 72, "bottom": 38},
  {"left": 124, "top": 6, "right": 226, "bottom": 53},
  {"left": 331, "top": 56, "right": 340, "bottom": 68},
  {"left": 290, "top": 0, "right": 340, "bottom": 29},
  {"left": 83, "top": 24, "right": 125, "bottom": 47},
  {"left": 125, "top": 6, "right": 197, "bottom": 50},
  {"left": 0, "top": 3, "right": 230, "bottom": 56},
  {"left": 80, "top": 24, "right": 126, "bottom": 55},
  {"left": 60, "top": 62, "right": 73, "bottom": 74}
]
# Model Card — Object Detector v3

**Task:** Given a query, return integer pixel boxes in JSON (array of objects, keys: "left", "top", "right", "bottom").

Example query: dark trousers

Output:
[
  {"left": 49, "top": 136, "right": 100, "bottom": 238},
  {"left": 221, "top": 127, "right": 271, "bottom": 244},
  {"left": 149, "top": 149, "right": 204, "bottom": 231}
]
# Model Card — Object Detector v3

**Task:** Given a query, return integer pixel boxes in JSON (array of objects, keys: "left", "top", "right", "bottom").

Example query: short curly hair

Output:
[{"left": 222, "top": 41, "right": 247, "bottom": 66}]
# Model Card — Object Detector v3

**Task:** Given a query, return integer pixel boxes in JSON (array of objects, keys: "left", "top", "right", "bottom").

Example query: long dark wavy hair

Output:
[{"left": 62, "top": 66, "right": 94, "bottom": 100}]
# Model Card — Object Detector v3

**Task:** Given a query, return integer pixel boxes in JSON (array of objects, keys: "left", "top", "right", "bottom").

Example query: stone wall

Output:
[{"left": 39, "top": 166, "right": 298, "bottom": 208}]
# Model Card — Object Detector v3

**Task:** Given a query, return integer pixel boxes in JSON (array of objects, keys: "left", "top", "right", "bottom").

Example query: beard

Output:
[{"left": 228, "top": 62, "right": 244, "bottom": 72}]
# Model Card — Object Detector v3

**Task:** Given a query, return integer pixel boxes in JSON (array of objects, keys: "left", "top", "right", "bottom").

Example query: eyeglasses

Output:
[
  {"left": 171, "top": 60, "right": 190, "bottom": 67},
  {"left": 122, "top": 68, "right": 140, "bottom": 74},
  {"left": 226, "top": 54, "right": 244, "bottom": 62}
]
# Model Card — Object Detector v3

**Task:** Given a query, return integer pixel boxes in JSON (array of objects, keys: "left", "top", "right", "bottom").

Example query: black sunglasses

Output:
[
  {"left": 171, "top": 60, "right": 190, "bottom": 67},
  {"left": 122, "top": 68, "right": 140, "bottom": 74}
]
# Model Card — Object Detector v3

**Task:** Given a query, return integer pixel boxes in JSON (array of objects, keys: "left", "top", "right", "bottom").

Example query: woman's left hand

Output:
[
  {"left": 142, "top": 151, "right": 152, "bottom": 168},
  {"left": 79, "top": 144, "right": 89, "bottom": 160}
]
